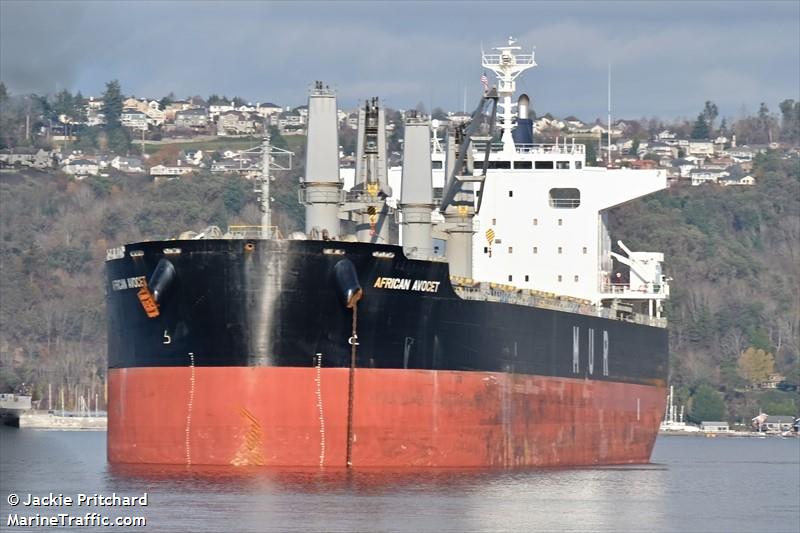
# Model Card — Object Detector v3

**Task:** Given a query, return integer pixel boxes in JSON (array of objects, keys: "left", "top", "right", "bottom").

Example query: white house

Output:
[
  {"left": 700, "top": 421, "right": 729, "bottom": 433},
  {"left": 150, "top": 163, "right": 193, "bottom": 179},
  {"left": 121, "top": 109, "right": 148, "bottom": 131},
  {"left": 208, "top": 102, "right": 235, "bottom": 118},
  {"left": 111, "top": 156, "right": 145, "bottom": 173},
  {"left": 720, "top": 174, "right": 755, "bottom": 186},
  {"left": 63, "top": 158, "right": 100, "bottom": 178},
  {"left": 690, "top": 168, "right": 727, "bottom": 186},
  {"left": 687, "top": 140, "right": 715, "bottom": 158}
]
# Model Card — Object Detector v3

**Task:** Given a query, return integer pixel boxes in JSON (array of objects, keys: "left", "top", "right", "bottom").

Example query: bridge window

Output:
[
  {"left": 533, "top": 218, "right": 538, "bottom": 225},
  {"left": 508, "top": 190, "right": 513, "bottom": 197},
  {"left": 525, "top": 275, "right": 530, "bottom": 282},
  {"left": 533, "top": 246, "right": 538, "bottom": 254},
  {"left": 535, "top": 161, "right": 554, "bottom": 169},
  {"left": 575, "top": 161, "right": 583, "bottom": 169},
  {"left": 508, "top": 246, "right": 513, "bottom": 253},
  {"left": 515, "top": 161, "right": 532, "bottom": 169},
  {"left": 508, "top": 275, "right": 513, "bottom": 282},
  {"left": 432, "top": 161, "right": 443, "bottom": 169},
  {"left": 484, "top": 160, "right": 511, "bottom": 169},
  {"left": 558, "top": 247, "right": 563, "bottom": 254},
  {"left": 574, "top": 275, "right": 579, "bottom": 282},
  {"left": 583, "top": 246, "right": 588, "bottom": 254},
  {"left": 549, "top": 188, "right": 581, "bottom": 209},
  {"left": 558, "top": 275, "right": 563, "bottom": 282},
  {"left": 556, "top": 161, "right": 570, "bottom": 169}
]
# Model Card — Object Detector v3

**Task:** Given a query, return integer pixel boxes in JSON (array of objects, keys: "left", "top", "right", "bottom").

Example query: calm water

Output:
[{"left": 0, "top": 427, "right": 798, "bottom": 532}]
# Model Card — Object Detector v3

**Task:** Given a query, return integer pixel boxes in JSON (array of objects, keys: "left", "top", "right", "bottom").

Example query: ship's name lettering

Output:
[
  {"left": 111, "top": 276, "right": 146, "bottom": 291},
  {"left": 373, "top": 277, "right": 440, "bottom": 293}
]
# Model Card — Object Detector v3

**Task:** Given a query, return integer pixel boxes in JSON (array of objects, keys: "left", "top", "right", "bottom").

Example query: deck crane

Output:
[{"left": 438, "top": 88, "right": 499, "bottom": 278}]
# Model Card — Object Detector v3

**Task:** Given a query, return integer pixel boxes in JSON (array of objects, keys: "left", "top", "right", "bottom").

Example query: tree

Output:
[
  {"left": 690, "top": 384, "right": 726, "bottom": 422},
  {"left": 232, "top": 96, "right": 246, "bottom": 108},
  {"left": 0, "top": 82, "right": 8, "bottom": 106},
  {"left": 431, "top": 107, "right": 447, "bottom": 120},
  {"left": 577, "top": 141, "right": 598, "bottom": 165},
  {"left": 718, "top": 118, "right": 729, "bottom": 137},
  {"left": 737, "top": 347, "right": 775, "bottom": 387},
  {"left": 691, "top": 113, "right": 709, "bottom": 139},
  {"left": 778, "top": 99, "right": 799, "bottom": 143},
  {"left": 159, "top": 92, "right": 175, "bottom": 110},
  {"left": 207, "top": 94, "right": 228, "bottom": 106},
  {"left": 703, "top": 101, "right": 718, "bottom": 136},
  {"left": 757, "top": 102, "right": 777, "bottom": 143},
  {"left": 101, "top": 80, "right": 123, "bottom": 128},
  {"left": 630, "top": 136, "right": 640, "bottom": 156}
]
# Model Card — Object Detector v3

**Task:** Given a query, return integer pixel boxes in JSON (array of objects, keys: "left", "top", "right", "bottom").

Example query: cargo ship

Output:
[{"left": 106, "top": 40, "right": 670, "bottom": 467}]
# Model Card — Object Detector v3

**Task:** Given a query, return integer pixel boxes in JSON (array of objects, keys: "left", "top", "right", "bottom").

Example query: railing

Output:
[
  {"left": 482, "top": 53, "right": 535, "bottom": 66},
  {"left": 601, "top": 282, "right": 667, "bottom": 296},
  {"left": 549, "top": 198, "right": 581, "bottom": 208},
  {"left": 226, "top": 225, "right": 282, "bottom": 239},
  {"left": 451, "top": 280, "right": 667, "bottom": 328},
  {"left": 470, "top": 142, "right": 585, "bottom": 155}
]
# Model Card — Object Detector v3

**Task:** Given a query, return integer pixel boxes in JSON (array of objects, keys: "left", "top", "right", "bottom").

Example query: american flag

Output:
[{"left": 481, "top": 73, "right": 489, "bottom": 92}]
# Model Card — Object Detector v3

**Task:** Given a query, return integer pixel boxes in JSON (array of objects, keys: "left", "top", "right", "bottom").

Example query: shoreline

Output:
[{"left": 18, "top": 411, "right": 107, "bottom": 431}]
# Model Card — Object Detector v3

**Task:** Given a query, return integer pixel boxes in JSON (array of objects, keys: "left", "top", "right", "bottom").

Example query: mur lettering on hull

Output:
[{"left": 572, "top": 326, "right": 610, "bottom": 376}]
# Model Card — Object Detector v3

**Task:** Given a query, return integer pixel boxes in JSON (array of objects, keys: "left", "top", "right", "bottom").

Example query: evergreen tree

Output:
[
  {"left": 159, "top": 92, "right": 175, "bottom": 110},
  {"left": 703, "top": 101, "right": 719, "bottom": 136},
  {"left": 690, "top": 384, "right": 726, "bottom": 422},
  {"left": 691, "top": 113, "right": 709, "bottom": 139},
  {"left": 778, "top": 99, "right": 799, "bottom": 143},
  {"left": 102, "top": 80, "right": 123, "bottom": 128}
]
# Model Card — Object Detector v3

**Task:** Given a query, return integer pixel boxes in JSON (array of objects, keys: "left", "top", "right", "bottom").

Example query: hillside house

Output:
[
  {"left": 110, "top": 156, "right": 145, "bottom": 173},
  {"left": 63, "top": 158, "right": 100, "bottom": 178},
  {"left": 687, "top": 140, "right": 715, "bottom": 158},
  {"left": 174, "top": 108, "right": 209, "bottom": 130},
  {"left": 121, "top": 109, "right": 148, "bottom": 131},
  {"left": 217, "top": 111, "right": 257, "bottom": 135},
  {"left": 0, "top": 148, "right": 54, "bottom": 169},
  {"left": 150, "top": 163, "right": 192, "bottom": 180},
  {"left": 255, "top": 102, "right": 282, "bottom": 118}
]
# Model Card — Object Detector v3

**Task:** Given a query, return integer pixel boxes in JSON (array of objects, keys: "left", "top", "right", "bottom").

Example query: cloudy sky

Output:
[{"left": 1, "top": 1, "right": 798, "bottom": 122}]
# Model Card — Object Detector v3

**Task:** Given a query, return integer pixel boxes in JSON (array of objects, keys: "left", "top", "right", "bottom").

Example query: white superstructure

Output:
[{"left": 347, "top": 38, "right": 669, "bottom": 317}]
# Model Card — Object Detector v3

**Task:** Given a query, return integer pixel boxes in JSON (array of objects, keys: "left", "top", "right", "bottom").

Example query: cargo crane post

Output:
[{"left": 438, "top": 89, "right": 498, "bottom": 278}]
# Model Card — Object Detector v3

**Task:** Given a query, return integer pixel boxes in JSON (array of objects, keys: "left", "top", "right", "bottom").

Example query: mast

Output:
[
  {"left": 481, "top": 37, "right": 536, "bottom": 154},
  {"left": 259, "top": 133, "right": 272, "bottom": 236},
  {"left": 607, "top": 63, "right": 612, "bottom": 167}
]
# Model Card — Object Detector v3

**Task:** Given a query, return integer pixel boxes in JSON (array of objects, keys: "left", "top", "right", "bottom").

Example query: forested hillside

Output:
[
  {"left": 0, "top": 151, "right": 797, "bottom": 422},
  {"left": 608, "top": 151, "right": 799, "bottom": 421}
]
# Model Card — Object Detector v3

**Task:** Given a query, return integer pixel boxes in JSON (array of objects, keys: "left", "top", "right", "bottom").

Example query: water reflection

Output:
[
  {"left": 104, "top": 462, "right": 673, "bottom": 532},
  {"left": 2, "top": 428, "right": 798, "bottom": 533}
]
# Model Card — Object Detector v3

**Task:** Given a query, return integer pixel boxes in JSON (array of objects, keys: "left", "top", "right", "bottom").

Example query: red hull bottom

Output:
[{"left": 107, "top": 367, "right": 666, "bottom": 467}]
